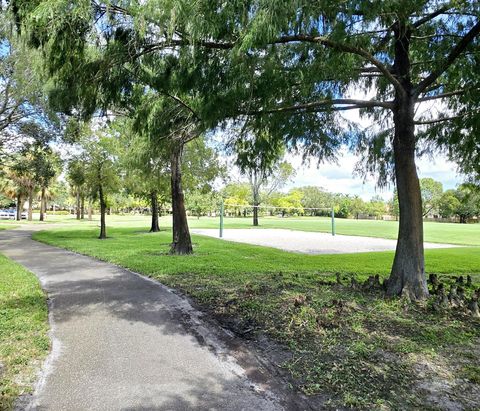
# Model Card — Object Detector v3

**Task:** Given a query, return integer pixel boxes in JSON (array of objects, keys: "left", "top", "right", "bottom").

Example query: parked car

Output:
[{"left": 0, "top": 209, "right": 26, "bottom": 220}]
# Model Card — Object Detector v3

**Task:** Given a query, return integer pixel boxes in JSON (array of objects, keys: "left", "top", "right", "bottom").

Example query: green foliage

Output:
[
  {"left": 0, "top": 11, "right": 53, "bottom": 158},
  {"left": 298, "top": 186, "right": 334, "bottom": 215},
  {"left": 270, "top": 189, "right": 304, "bottom": 215},
  {"left": 115, "top": 118, "right": 170, "bottom": 202},
  {"left": 81, "top": 129, "right": 121, "bottom": 205},
  {"left": 10, "top": 0, "right": 480, "bottom": 185},
  {"left": 438, "top": 190, "right": 462, "bottom": 219},
  {"left": 67, "top": 157, "right": 87, "bottom": 194},
  {"left": 420, "top": 178, "right": 443, "bottom": 217},
  {"left": 183, "top": 138, "right": 225, "bottom": 194},
  {"left": 453, "top": 185, "right": 480, "bottom": 223},
  {"left": 186, "top": 191, "right": 218, "bottom": 217}
]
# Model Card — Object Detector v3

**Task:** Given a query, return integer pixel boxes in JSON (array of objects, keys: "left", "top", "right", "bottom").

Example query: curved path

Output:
[{"left": 0, "top": 227, "right": 294, "bottom": 411}]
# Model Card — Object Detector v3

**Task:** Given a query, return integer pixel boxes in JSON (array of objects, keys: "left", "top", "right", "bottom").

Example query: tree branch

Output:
[
  {"left": 414, "top": 20, "right": 480, "bottom": 97},
  {"left": 270, "top": 35, "right": 405, "bottom": 95},
  {"left": 414, "top": 110, "right": 480, "bottom": 125},
  {"left": 417, "top": 90, "right": 472, "bottom": 102},
  {"left": 139, "top": 34, "right": 405, "bottom": 95},
  {"left": 241, "top": 98, "right": 393, "bottom": 116},
  {"left": 412, "top": 4, "right": 453, "bottom": 28},
  {"left": 162, "top": 92, "right": 201, "bottom": 122}
]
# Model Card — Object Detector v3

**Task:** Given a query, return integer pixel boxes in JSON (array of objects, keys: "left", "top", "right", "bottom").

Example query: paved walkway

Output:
[
  {"left": 0, "top": 227, "right": 286, "bottom": 411},
  {"left": 191, "top": 228, "right": 459, "bottom": 254}
]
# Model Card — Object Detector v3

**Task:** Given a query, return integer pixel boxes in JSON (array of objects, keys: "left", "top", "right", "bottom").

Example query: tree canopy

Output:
[{"left": 8, "top": 0, "right": 480, "bottom": 299}]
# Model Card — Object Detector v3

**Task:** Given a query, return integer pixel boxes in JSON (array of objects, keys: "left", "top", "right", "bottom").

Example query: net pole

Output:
[
  {"left": 331, "top": 206, "right": 336, "bottom": 236},
  {"left": 219, "top": 199, "right": 224, "bottom": 238}
]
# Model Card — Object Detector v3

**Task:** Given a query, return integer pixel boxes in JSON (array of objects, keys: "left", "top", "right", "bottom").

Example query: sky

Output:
[
  {"left": 284, "top": 150, "right": 465, "bottom": 201},
  {"left": 279, "top": 88, "right": 465, "bottom": 201}
]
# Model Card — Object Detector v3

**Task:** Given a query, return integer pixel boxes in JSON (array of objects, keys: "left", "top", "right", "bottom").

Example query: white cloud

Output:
[{"left": 284, "top": 150, "right": 464, "bottom": 201}]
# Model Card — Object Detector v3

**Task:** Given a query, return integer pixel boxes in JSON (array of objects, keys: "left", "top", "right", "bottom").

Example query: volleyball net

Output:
[{"left": 217, "top": 203, "right": 336, "bottom": 238}]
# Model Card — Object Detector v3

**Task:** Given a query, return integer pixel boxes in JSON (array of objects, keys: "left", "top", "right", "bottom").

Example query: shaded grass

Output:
[
  {"left": 0, "top": 254, "right": 49, "bottom": 410},
  {"left": 34, "top": 226, "right": 480, "bottom": 409}
]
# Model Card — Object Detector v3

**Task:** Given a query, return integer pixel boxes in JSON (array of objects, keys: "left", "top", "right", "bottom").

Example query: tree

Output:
[
  {"left": 67, "top": 157, "right": 87, "bottom": 220},
  {"left": 0, "top": 11, "right": 55, "bottom": 161},
  {"left": 31, "top": 143, "right": 61, "bottom": 221},
  {"left": 298, "top": 186, "right": 333, "bottom": 216},
  {"left": 270, "top": 189, "right": 304, "bottom": 217},
  {"left": 186, "top": 191, "right": 217, "bottom": 219},
  {"left": 453, "top": 185, "right": 480, "bottom": 224},
  {"left": 0, "top": 165, "right": 28, "bottom": 218},
  {"left": 234, "top": 131, "right": 295, "bottom": 225},
  {"left": 389, "top": 190, "right": 400, "bottom": 221},
  {"left": 438, "top": 190, "right": 461, "bottom": 219},
  {"left": 9, "top": 147, "right": 36, "bottom": 220},
  {"left": 366, "top": 196, "right": 387, "bottom": 219},
  {"left": 420, "top": 178, "right": 443, "bottom": 217},
  {"left": 13, "top": 1, "right": 480, "bottom": 299},
  {"left": 47, "top": 179, "right": 70, "bottom": 212},
  {"left": 222, "top": 183, "right": 251, "bottom": 216},
  {"left": 126, "top": 1, "right": 478, "bottom": 300},
  {"left": 182, "top": 139, "right": 225, "bottom": 197},
  {"left": 117, "top": 120, "right": 169, "bottom": 233},
  {"left": 350, "top": 196, "right": 366, "bottom": 220},
  {"left": 133, "top": 94, "right": 204, "bottom": 254},
  {"left": 11, "top": 3, "right": 213, "bottom": 254},
  {"left": 83, "top": 131, "right": 120, "bottom": 239}
]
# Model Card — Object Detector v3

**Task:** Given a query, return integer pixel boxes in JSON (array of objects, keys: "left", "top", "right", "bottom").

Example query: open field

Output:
[
  {"left": 9, "top": 213, "right": 480, "bottom": 246},
  {"left": 33, "top": 225, "right": 480, "bottom": 409},
  {"left": 0, "top": 254, "right": 50, "bottom": 410},
  {"left": 34, "top": 227, "right": 480, "bottom": 277}
]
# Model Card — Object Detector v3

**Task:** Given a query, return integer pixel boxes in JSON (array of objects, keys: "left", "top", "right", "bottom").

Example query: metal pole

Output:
[
  {"left": 331, "top": 207, "right": 336, "bottom": 236},
  {"left": 219, "top": 199, "right": 224, "bottom": 238}
]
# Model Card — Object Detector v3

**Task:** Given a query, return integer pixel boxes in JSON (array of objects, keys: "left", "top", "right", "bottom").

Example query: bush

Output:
[{"left": 49, "top": 210, "right": 70, "bottom": 215}]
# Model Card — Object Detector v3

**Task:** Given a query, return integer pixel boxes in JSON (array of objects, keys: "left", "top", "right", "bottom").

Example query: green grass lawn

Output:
[
  {"left": 34, "top": 227, "right": 480, "bottom": 277},
  {"left": 187, "top": 216, "right": 480, "bottom": 246},
  {"left": 0, "top": 254, "right": 50, "bottom": 410},
  {"left": 0, "top": 225, "right": 16, "bottom": 230},
  {"left": 20, "top": 213, "right": 480, "bottom": 246},
  {"left": 34, "top": 226, "right": 480, "bottom": 409}
]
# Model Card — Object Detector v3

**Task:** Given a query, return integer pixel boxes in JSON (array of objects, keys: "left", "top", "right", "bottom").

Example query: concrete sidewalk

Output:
[{"left": 0, "top": 227, "right": 287, "bottom": 411}]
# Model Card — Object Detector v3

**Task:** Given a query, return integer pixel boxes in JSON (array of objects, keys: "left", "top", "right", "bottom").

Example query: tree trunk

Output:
[
  {"left": 386, "top": 22, "right": 428, "bottom": 300},
  {"left": 150, "top": 190, "right": 160, "bottom": 233},
  {"left": 76, "top": 190, "right": 81, "bottom": 220},
  {"left": 28, "top": 189, "right": 33, "bottom": 221},
  {"left": 16, "top": 195, "right": 22, "bottom": 221},
  {"left": 81, "top": 196, "right": 85, "bottom": 219},
  {"left": 170, "top": 145, "right": 193, "bottom": 254},
  {"left": 253, "top": 203, "right": 259, "bottom": 226},
  {"left": 39, "top": 187, "right": 46, "bottom": 221},
  {"left": 252, "top": 180, "right": 260, "bottom": 226},
  {"left": 99, "top": 185, "right": 107, "bottom": 239},
  {"left": 88, "top": 202, "right": 93, "bottom": 221}
]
